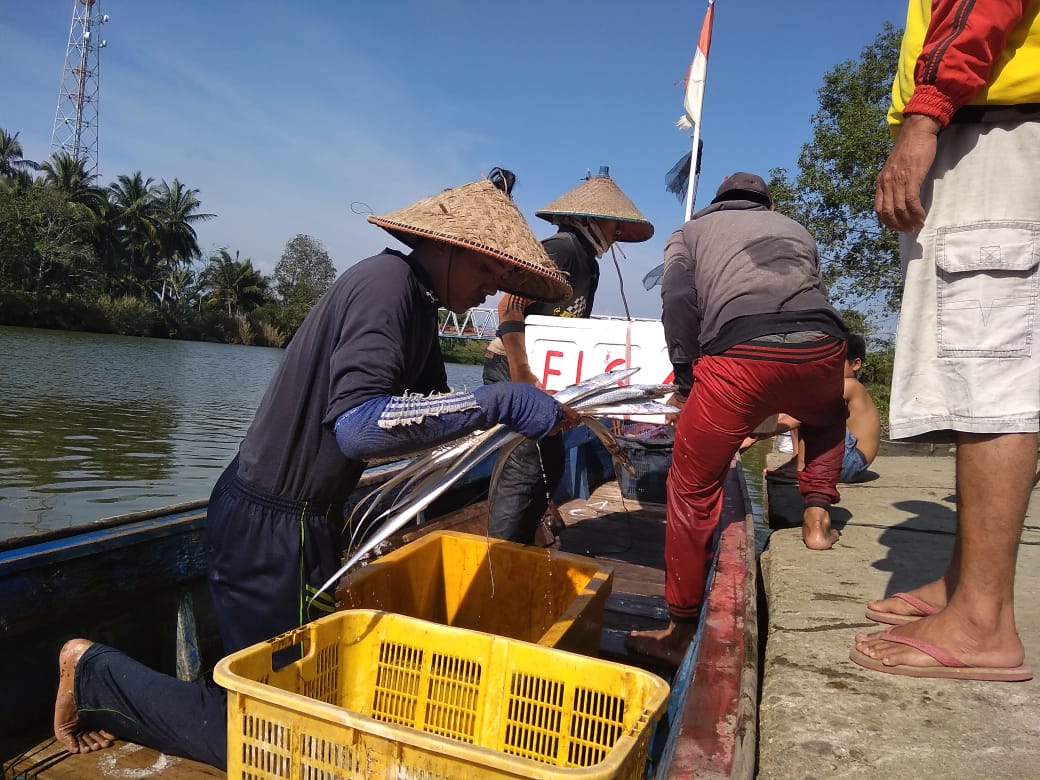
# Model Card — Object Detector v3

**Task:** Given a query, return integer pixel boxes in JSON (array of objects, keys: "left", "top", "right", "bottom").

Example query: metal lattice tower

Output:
[{"left": 50, "top": 0, "right": 109, "bottom": 177}]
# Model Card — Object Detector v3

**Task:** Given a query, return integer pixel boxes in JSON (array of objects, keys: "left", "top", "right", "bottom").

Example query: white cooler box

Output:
[
  {"left": 524, "top": 314, "right": 672, "bottom": 391},
  {"left": 524, "top": 314, "right": 672, "bottom": 424}
]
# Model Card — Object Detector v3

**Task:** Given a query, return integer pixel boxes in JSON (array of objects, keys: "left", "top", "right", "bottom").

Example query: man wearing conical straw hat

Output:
[
  {"left": 52, "top": 175, "right": 580, "bottom": 770},
  {"left": 483, "top": 166, "right": 654, "bottom": 545}
]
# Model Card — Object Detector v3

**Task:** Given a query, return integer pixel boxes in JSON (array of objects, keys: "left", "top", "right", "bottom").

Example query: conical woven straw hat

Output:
[
  {"left": 369, "top": 179, "right": 571, "bottom": 302},
  {"left": 536, "top": 173, "right": 654, "bottom": 243}
]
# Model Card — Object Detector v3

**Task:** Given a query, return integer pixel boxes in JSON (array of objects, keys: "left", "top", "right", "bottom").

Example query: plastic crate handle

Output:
[{"left": 261, "top": 621, "right": 318, "bottom": 668}]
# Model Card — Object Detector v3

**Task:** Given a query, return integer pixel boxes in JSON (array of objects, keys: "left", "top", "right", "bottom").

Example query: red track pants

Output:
[{"left": 665, "top": 339, "right": 847, "bottom": 620}]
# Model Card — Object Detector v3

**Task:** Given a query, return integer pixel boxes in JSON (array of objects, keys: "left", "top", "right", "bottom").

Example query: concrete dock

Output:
[{"left": 757, "top": 450, "right": 1040, "bottom": 779}]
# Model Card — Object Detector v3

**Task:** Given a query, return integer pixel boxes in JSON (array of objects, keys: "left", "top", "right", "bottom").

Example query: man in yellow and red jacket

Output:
[{"left": 853, "top": 0, "right": 1040, "bottom": 682}]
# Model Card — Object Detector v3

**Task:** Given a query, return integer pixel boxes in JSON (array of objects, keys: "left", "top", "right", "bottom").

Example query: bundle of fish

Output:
[{"left": 309, "top": 367, "right": 674, "bottom": 606}]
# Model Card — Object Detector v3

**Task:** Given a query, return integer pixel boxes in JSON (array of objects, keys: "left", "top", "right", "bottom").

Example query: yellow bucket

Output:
[
  {"left": 336, "top": 530, "right": 613, "bottom": 655},
  {"left": 215, "top": 609, "right": 670, "bottom": 779}
]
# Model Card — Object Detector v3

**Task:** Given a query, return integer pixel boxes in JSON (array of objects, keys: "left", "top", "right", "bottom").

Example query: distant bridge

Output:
[{"left": 438, "top": 307, "right": 498, "bottom": 340}]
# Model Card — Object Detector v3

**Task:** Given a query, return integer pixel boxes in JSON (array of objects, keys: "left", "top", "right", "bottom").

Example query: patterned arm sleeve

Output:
[{"left": 333, "top": 383, "right": 565, "bottom": 460}]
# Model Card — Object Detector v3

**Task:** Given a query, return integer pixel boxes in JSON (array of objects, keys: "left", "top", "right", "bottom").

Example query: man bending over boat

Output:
[
  {"left": 483, "top": 166, "right": 653, "bottom": 544},
  {"left": 627, "top": 172, "right": 848, "bottom": 667},
  {"left": 53, "top": 174, "right": 581, "bottom": 768}
]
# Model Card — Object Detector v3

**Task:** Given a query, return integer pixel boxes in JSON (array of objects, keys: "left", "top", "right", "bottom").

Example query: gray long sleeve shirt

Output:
[{"left": 661, "top": 199, "right": 844, "bottom": 395}]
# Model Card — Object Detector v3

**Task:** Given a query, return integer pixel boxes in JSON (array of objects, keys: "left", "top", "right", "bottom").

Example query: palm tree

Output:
[
  {"left": 39, "top": 152, "right": 104, "bottom": 210},
  {"left": 106, "top": 172, "right": 160, "bottom": 296},
  {"left": 89, "top": 197, "right": 126, "bottom": 292},
  {"left": 161, "top": 264, "right": 203, "bottom": 307},
  {"left": 0, "top": 168, "right": 36, "bottom": 195},
  {"left": 152, "top": 179, "right": 215, "bottom": 305},
  {"left": 200, "top": 248, "right": 270, "bottom": 315},
  {"left": 0, "top": 129, "right": 39, "bottom": 180}
]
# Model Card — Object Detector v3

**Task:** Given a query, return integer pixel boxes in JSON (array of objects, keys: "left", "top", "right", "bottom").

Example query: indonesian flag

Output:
[{"left": 677, "top": 0, "right": 715, "bottom": 131}]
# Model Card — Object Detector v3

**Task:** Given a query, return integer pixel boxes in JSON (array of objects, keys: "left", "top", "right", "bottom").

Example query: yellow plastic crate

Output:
[
  {"left": 215, "top": 609, "right": 669, "bottom": 780},
  {"left": 336, "top": 530, "right": 613, "bottom": 655}
]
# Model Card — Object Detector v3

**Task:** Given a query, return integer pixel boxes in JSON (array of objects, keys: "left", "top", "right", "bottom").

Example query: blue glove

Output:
[{"left": 471, "top": 382, "right": 564, "bottom": 439}]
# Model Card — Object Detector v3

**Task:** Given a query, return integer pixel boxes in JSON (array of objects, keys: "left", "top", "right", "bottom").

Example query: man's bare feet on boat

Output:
[
  {"left": 625, "top": 621, "right": 697, "bottom": 667},
  {"left": 802, "top": 506, "right": 839, "bottom": 550},
  {"left": 54, "top": 639, "right": 116, "bottom": 754}
]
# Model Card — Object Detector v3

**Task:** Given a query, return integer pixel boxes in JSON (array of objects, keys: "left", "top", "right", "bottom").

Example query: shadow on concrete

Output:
[
  {"left": 871, "top": 498, "right": 957, "bottom": 595},
  {"left": 846, "top": 470, "right": 881, "bottom": 484},
  {"left": 829, "top": 506, "right": 852, "bottom": 532}
]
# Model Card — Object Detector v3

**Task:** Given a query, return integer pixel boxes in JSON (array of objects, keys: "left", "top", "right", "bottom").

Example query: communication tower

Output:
[{"left": 51, "top": 0, "right": 109, "bottom": 177}]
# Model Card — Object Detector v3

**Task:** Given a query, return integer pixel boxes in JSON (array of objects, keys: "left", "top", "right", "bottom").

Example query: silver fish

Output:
[
  {"left": 574, "top": 383, "right": 675, "bottom": 407},
  {"left": 579, "top": 402, "right": 676, "bottom": 416},
  {"left": 310, "top": 426, "right": 516, "bottom": 606},
  {"left": 344, "top": 428, "right": 496, "bottom": 548},
  {"left": 553, "top": 367, "right": 641, "bottom": 405},
  {"left": 307, "top": 367, "right": 669, "bottom": 608},
  {"left": 344, "top": 434, "right": 473, "bottom": 539},
  {"left": 580, "top": 414, "right": 635, "bottom": 476}
]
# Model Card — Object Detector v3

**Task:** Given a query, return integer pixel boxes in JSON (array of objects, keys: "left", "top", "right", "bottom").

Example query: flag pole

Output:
[
  {"left": 646, "top": 0, "right": 715, "bottom": 291},
  {"left": 684, "top": 123, "right": 701, "bottom": 223},
  {"left": 679, "top": 0, "right": 714, "bottom": 222}
]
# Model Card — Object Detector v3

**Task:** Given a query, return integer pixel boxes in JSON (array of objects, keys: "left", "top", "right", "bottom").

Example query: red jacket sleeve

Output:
[{"left": 906, "top": 0, "right": 1029, "bottom": 124}]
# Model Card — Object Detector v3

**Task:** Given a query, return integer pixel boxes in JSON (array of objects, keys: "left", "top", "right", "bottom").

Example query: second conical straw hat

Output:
[
  {"left": 536, "top": 171, "right": 654, "bottom": 243},
  {"left": 368, "top": 179, "right": 572, "bottom": 302}
]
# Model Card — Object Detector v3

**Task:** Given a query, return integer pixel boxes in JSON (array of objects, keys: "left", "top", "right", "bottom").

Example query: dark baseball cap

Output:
[{"left": 711, "top": 172, "right": 773, "bottom": 207}]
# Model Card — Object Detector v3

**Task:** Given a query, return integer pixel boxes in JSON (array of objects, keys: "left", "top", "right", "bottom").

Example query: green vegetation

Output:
[
  {"left": 764, "top": 24, "right": 902, "bottom": 423},
  {"left": 860, "top": 347, "right": 894, "bottom": 435},
  {"left": 274, "top": 234, "right": 337, "bottom": 334},
  {"left": 0, "top": 131, "right": 487, "bottom": 362},
  {"left": 439, "top": 338, "right": 488, "bottom": 365},
  {"left": 769, "top": 24, "right": 903, "bottom": 318},
  {"left": 0, "top": 129, "right": 337, "bottom": 347}
]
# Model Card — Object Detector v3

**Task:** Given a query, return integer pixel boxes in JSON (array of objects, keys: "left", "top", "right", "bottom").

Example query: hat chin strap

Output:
[
  {"left": 443, "top": 246, "right": 465, "bottom": 313},
  {"left": 586, "top": 221, "right": 612, "bottom": 256},
  {"left": 554, "top": 216, "right": 611, "bottom": 257}
]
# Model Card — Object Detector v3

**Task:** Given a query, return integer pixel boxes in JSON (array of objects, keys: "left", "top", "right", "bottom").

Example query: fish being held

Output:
[{"left": 307, "top": 367, "right": 674, "bottom": 609}]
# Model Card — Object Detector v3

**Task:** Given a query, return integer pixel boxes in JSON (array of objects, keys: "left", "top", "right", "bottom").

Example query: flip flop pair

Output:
[
  {"left": 849, "top": 630, "right": 1033, "bottom": 682},
  {"left": 864, "top": 591, "right": 937, "bottom": 625}
]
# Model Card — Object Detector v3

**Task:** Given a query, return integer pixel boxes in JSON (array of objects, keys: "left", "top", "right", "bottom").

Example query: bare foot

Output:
[
  {"left": 54, "top": 639, "right": 116, "bottom": 754},
  {"left": 625, "top": 621, "right": 697, "bottom": 668},
  {"left": 801, "top": 506, "right": 839, "bottom": 550},
  {"left": 866, "top": 579, "right": 949, "bottom": 620},
  {"left": 853, "top": 604, "right": 1026, "bottom": 671}
]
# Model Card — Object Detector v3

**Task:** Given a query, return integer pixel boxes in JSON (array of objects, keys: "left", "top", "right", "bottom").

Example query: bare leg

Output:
[
  {"left": 792, "top": 426, "right": 805, "bottom": 471},
  {"left": 855, "top": 433, "right": 1033, "bottom": 669},
  {"left": 802, "top": 505, "right": 839, "bottom": 550},
  {"left": 54, "top": 639, "right": 116, "bottom": 754},
  {"left": 625, "top": 621, "right": 697, "bottom": 668}
]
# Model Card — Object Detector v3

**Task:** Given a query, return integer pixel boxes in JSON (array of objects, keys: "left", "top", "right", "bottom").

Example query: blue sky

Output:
[{"left": 4, "top": 1, "right": 908, "bottom": 320}]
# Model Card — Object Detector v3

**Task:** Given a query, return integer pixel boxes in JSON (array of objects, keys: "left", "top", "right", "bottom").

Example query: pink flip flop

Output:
[
  {"left": 864, "top": 592, "right": 939, "bottom": 625},
  {"left": 850, "top": 631, "right": 1033, "bottom": 682}
]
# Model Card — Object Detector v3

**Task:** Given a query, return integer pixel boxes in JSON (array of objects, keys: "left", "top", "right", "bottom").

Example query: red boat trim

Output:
[{"left": 665, "top": 460, "right": 759, "bottom": 779}]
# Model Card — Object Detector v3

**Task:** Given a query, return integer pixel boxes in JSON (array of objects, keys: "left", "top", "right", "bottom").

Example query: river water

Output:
[
  {"left": 0, "top": 326, "right": 485, "bottom": 540},
  {"left": 1, "top": 326, "right": 770, "bottom": 548}
]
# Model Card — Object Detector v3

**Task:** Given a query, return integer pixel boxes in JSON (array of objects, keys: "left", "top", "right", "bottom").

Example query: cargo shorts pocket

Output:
[{"left": 935, "top": 221, "right": 1039, "bottom": 358}]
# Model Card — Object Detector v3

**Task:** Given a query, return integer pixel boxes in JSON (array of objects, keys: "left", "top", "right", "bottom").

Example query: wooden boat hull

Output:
[
  {"left": 0, "top": 503, "right": 215, "bottom": 758},
  {"left": 2, "top": 433, "right": 758, "bottom": 780}
]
